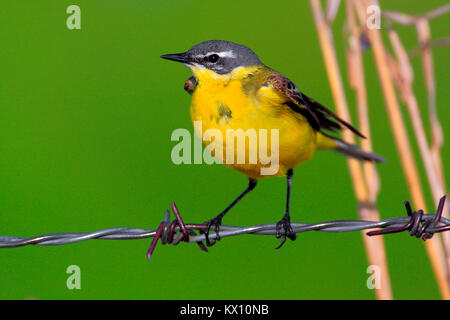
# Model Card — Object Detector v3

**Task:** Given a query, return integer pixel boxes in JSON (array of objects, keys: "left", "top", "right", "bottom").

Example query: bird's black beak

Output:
[{"left": 160, "top": 52, "right": 190, "bottom": 64}]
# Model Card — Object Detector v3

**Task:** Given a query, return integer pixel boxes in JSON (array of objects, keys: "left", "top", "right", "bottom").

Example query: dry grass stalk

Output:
[
  {"left": 383, "top": 5, "right": 449, "bottom": 228},
  {"left": 382, "top": 4, "right": 450, "bottom": 25},
  {"left": 353, "top": 0, "right": 449, "bottom": 299},
  {"left": 325, "top": 0, "right": 341, "bottom": 23},
  {"left": 346, "top": 1, "right": 380, "bottom": 204},
  {"left": 380, "top": 0, "right": 450, "bottom": 283},
  {"left": 409, "top": 37, "right": 450, "bottom": 58},
  {"left": 345, "top": 0, "right": 392, "bottom": 299},
  {"left": 387, "top": 27, "right": 450, "bottom": 279},
  {"left": 310, "top": 0, "right": 392, "bottom": 299},
  {"left": 415, "top": 20, "right": 449, "bottom": 230}
]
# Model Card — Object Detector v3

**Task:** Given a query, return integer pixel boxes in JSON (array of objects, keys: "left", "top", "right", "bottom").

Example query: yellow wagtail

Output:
[{"left": 161, "top": 40, "right": 385, "bottom": 248}]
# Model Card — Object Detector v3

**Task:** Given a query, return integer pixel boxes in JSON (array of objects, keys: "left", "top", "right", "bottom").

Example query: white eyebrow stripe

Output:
[{"left": 216, "top": 50, "right": 235, "bottom": 58}]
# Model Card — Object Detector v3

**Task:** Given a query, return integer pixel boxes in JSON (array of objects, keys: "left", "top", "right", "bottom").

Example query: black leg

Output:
[
  {"left": 205, "top": 178, "right": 257, "bottom": 247},
  {"left": 275, "top": 169, "right": 297, "bottom": 249}
]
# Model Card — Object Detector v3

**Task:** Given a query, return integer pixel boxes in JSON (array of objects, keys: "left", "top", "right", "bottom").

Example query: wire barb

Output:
[
  {"left": 366, "top": 195, "right": 449, "bottom": 240},
  {"left": 0, "top": 196, "right": 448, "bottom": 260},
  {"left": 146, "top": 203, "right": 207, "bottom": 260}
]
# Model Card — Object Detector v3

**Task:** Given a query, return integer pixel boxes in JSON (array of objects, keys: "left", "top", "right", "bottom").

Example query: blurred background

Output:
[{"left": 0, "top": 0, "right": 448, "bottom": 299}]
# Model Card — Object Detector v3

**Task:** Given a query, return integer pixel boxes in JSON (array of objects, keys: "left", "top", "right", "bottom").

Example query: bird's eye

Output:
[{"left": 207, "top": 54, "right": 219, "bottom": 63}]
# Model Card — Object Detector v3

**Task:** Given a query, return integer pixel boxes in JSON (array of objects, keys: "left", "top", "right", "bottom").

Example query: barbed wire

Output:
[{"left": 0, "top": 196, "right": 448, "bottom": 260}]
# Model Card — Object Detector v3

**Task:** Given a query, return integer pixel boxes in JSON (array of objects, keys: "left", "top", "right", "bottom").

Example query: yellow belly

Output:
[{"left": 190, "top": 77, "right": 317, "bottom": 179}]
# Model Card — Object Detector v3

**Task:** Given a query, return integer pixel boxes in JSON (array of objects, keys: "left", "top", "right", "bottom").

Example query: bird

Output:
[{"left": 161, "top": 40, "right": 385, "bottom": 248}]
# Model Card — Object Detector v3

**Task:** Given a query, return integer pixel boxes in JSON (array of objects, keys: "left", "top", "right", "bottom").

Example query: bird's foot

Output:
[
  {"left": 275, "top": 214, "right": 297, "bottom": 249},
  {"left": 203, "top": 215, "right": 224, "bottom": 247}
]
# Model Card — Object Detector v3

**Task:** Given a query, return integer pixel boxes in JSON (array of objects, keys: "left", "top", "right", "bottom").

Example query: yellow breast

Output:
[{"left": 189, "top": 66, "right": 317, "bottom": 178}]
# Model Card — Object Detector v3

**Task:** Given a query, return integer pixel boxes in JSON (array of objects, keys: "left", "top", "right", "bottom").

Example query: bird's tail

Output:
[{"left": 316, "top": 132, "right": 386, "bottom": 162}]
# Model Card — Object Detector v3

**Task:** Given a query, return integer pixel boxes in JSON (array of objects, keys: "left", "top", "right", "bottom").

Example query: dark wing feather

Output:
[{"left": 267, "top": 73, "right": 365, "bottom": 138}]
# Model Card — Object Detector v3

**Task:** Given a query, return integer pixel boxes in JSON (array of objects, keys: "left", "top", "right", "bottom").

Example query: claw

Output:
[
  {"left": 204, "top": 216, "right": 223, "bottom": 247},
  {"left": 275, "top": 215, "right": 297, "bottom": 249}
]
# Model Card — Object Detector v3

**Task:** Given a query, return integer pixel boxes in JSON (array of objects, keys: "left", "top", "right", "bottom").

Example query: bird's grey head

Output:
[{"left": 161, "top": 40, "right": 262, "bottom": 75}]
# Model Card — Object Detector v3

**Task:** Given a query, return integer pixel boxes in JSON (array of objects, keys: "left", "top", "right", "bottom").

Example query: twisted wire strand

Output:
[
  {"left": 1, "top": 196, "right": 448, "bottom": 259},
  {"left": 1, "top": 216, "right": 448, "bottom": 247}
]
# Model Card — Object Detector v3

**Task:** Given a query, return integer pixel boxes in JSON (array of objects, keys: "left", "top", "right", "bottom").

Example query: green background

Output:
[{"left": 0, "top": 0, "right": 448, "bottom": 299}]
